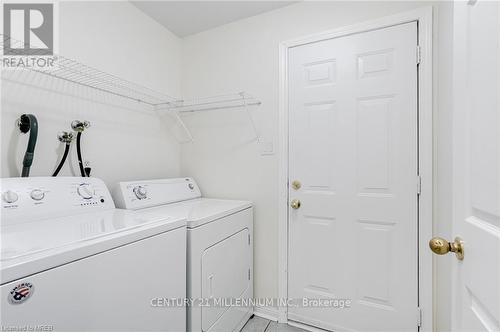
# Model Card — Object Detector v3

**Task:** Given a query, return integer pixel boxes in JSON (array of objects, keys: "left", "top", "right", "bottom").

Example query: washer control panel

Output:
[
  {"left": 114, "top": 178, "right": 201, "bottom": 210},
  {"left": 1, "top": 177, "right": 115, "bottom": 225}
]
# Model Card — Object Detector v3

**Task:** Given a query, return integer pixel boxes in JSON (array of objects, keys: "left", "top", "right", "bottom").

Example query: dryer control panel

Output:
[
  {"left": 114, "top": 178, "right": 201, "bottom": 210},
  {"left": 1, "top": 177, "right": 115, "bottom": 225}
]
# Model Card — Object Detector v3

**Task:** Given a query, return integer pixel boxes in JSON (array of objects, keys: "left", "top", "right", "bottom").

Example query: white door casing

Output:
[
  {"left": 451, "top": 1, "right": 500, "bottom": 331},
  {"left": 287, "top": 22, "right": 418, "bottom": 332}
]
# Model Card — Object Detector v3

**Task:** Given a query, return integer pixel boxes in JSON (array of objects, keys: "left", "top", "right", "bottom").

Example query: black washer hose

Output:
[
  {"left": 52, "top": 143, "right": 70, "bottom": 177},
  {"left": 19, "top": 114, "right": 38, "bottom": 177},
  {"left": 76, "top": 131, "right": 86, "bottom": 177}
]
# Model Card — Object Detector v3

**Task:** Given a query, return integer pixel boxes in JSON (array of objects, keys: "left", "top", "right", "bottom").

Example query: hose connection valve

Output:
[
  {"left": 57, "top": 131, "right": 74, "bottom": 144},
  {"left": 71, "top": 120, "right": 91, "bottom": 132}
]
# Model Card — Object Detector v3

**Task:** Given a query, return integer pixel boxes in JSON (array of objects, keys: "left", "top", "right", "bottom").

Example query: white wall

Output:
[
  {"left": 180, "top": 2, "right": 454, "bottom": 330},
  {"left": 1, "top": 1, "right": 182, "bottom": 187}
]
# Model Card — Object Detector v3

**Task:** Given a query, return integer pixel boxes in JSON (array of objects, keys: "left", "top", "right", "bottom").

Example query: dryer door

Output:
[{"left": 201, "top": 228, "right": 251, "bottom": 331}]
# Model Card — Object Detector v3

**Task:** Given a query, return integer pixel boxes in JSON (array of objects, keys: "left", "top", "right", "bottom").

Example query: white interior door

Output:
[
  {"left": 449, "top": 2, "right": 500, "bottom": 331},
  {"left": 288, "top": 22, "right": 419, "bottom": 332}
]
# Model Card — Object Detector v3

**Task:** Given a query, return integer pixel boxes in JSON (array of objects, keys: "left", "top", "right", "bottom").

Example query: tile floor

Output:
[{"left": 241, "top": 316, "right": 308, "bottom": 332}]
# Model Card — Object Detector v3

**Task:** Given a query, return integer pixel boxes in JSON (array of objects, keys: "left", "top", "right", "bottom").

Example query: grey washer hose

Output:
[{"left": 18, "top": 114, "right": 38, "bottom": 177}]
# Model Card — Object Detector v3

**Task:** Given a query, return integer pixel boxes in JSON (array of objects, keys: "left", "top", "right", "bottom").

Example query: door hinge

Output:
[
  {"left": 248, "top": 234, "right": 251, "bottom": 245},
  {"left": 248, "top": 268, "right": 251, "bottom": 280},
  {"left": 417, "top": 175, "right": 422, "bottom": 195},
  {"left": 417, "top": 307, "right": 422, "bottom": 327},
  {"left": 416, "top": 46, "right": 422, "bottom": 65}
]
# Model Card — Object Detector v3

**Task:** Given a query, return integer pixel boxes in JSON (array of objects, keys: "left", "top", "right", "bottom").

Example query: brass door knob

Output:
[
  {"left": 290, "top": 199, "right": 301, "bottom": 209},
  {"left": 429, "top": 236, "right": 464, "bottom": 260}
]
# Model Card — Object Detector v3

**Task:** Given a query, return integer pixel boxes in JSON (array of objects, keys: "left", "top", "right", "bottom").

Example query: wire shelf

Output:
[
  {"left": 159, "top": 92, "right": 261, "bottom": 113},
  {"left": 156, "top": 92, "right": 262, "bottom": 143},
  {"left": 1, "top": 34, "right": 177, "bottom": 106},
  {"left": 1, "top": 34, "right": 263, "bottom": 144}
]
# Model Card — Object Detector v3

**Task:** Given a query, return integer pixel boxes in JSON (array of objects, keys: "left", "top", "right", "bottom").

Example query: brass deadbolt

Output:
[{"left": 291, "top": 180, "right": 301, "bottom": 190}]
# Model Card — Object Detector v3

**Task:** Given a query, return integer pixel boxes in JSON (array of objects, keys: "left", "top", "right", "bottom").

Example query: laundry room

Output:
[{"left": 1, "top": 1, "right": 499, "bottom": 332}]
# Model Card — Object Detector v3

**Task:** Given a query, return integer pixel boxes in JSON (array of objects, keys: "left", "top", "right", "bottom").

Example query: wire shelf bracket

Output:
[{"left": 156, "top": 92, "right": 263, "bottom": 142}]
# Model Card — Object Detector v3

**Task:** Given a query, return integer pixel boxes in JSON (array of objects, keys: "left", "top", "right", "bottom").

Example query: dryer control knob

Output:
[
  {"left": 30, "top": 189, "right": 45, "bottom": 201},
  {"left": 77, "top": 184, "right": 94, "bottom": 199},
  {"left": 133, "top": 186, "right": 148, "bottom": 200},
  {"left": 3, "top": 190, "right": 19, "bottom": 204}
]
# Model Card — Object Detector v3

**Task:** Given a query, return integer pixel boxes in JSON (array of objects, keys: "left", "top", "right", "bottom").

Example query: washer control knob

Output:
[
  {"left": 30, "top": 189, "right": 45, "bottom": 201},
  {"left": 77, "top": 184, "right": 94, "bottom": 199},
  {"left": 3, "top": 190, "right": 19, "bottom": 204},
  {"left": 133, "top": 186, "right": 148, "bottom": 200}
]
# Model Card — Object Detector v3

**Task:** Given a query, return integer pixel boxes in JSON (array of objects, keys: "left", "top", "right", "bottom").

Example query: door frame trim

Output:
[{"left": 277, "top": 6, "right": 433, "bottom": 331}]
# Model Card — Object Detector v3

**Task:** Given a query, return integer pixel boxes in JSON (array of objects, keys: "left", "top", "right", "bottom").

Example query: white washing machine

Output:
[
  {"left": 0, "top": 177, "right": 186, "bottom": 332},
  {"left": 114, "top": 178, "right": 254, "bottom": 332}
]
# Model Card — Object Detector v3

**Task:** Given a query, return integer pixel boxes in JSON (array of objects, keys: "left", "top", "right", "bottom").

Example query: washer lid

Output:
[{"left": 1, "top": 209, "right": 186, "bottom": 284}]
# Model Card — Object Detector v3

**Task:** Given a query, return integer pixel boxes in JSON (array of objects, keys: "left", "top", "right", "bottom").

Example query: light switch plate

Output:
[{"left": 259, "top": 141, "right": 274, "bottom": 155}]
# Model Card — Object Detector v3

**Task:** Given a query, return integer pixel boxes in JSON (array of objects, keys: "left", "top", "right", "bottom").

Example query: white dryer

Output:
[
  {"left": 1, "top": 177, "right": 186, "bottom": 332},
  {"left": 114, "top": 177, "right": 254, "bottom": 332}
]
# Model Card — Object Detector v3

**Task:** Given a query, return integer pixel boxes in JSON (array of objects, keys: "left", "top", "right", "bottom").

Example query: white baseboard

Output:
[
  {"left": 253, "top": 306, "right": 279, "bottom": 322},
  {"left": 287, "top": 320, "right": 330, "bottom": 332},
  {"left": 253, "top": 307, "right": 331, "bottom": 332}
]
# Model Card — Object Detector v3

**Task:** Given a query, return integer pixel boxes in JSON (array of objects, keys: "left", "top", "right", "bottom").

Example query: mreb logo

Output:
[
  {"left": 3, "top": 3, "right": 54, "bottom": 55},
  {"left": 8, "top": 282, "right": 35, "bottom": 304}
]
